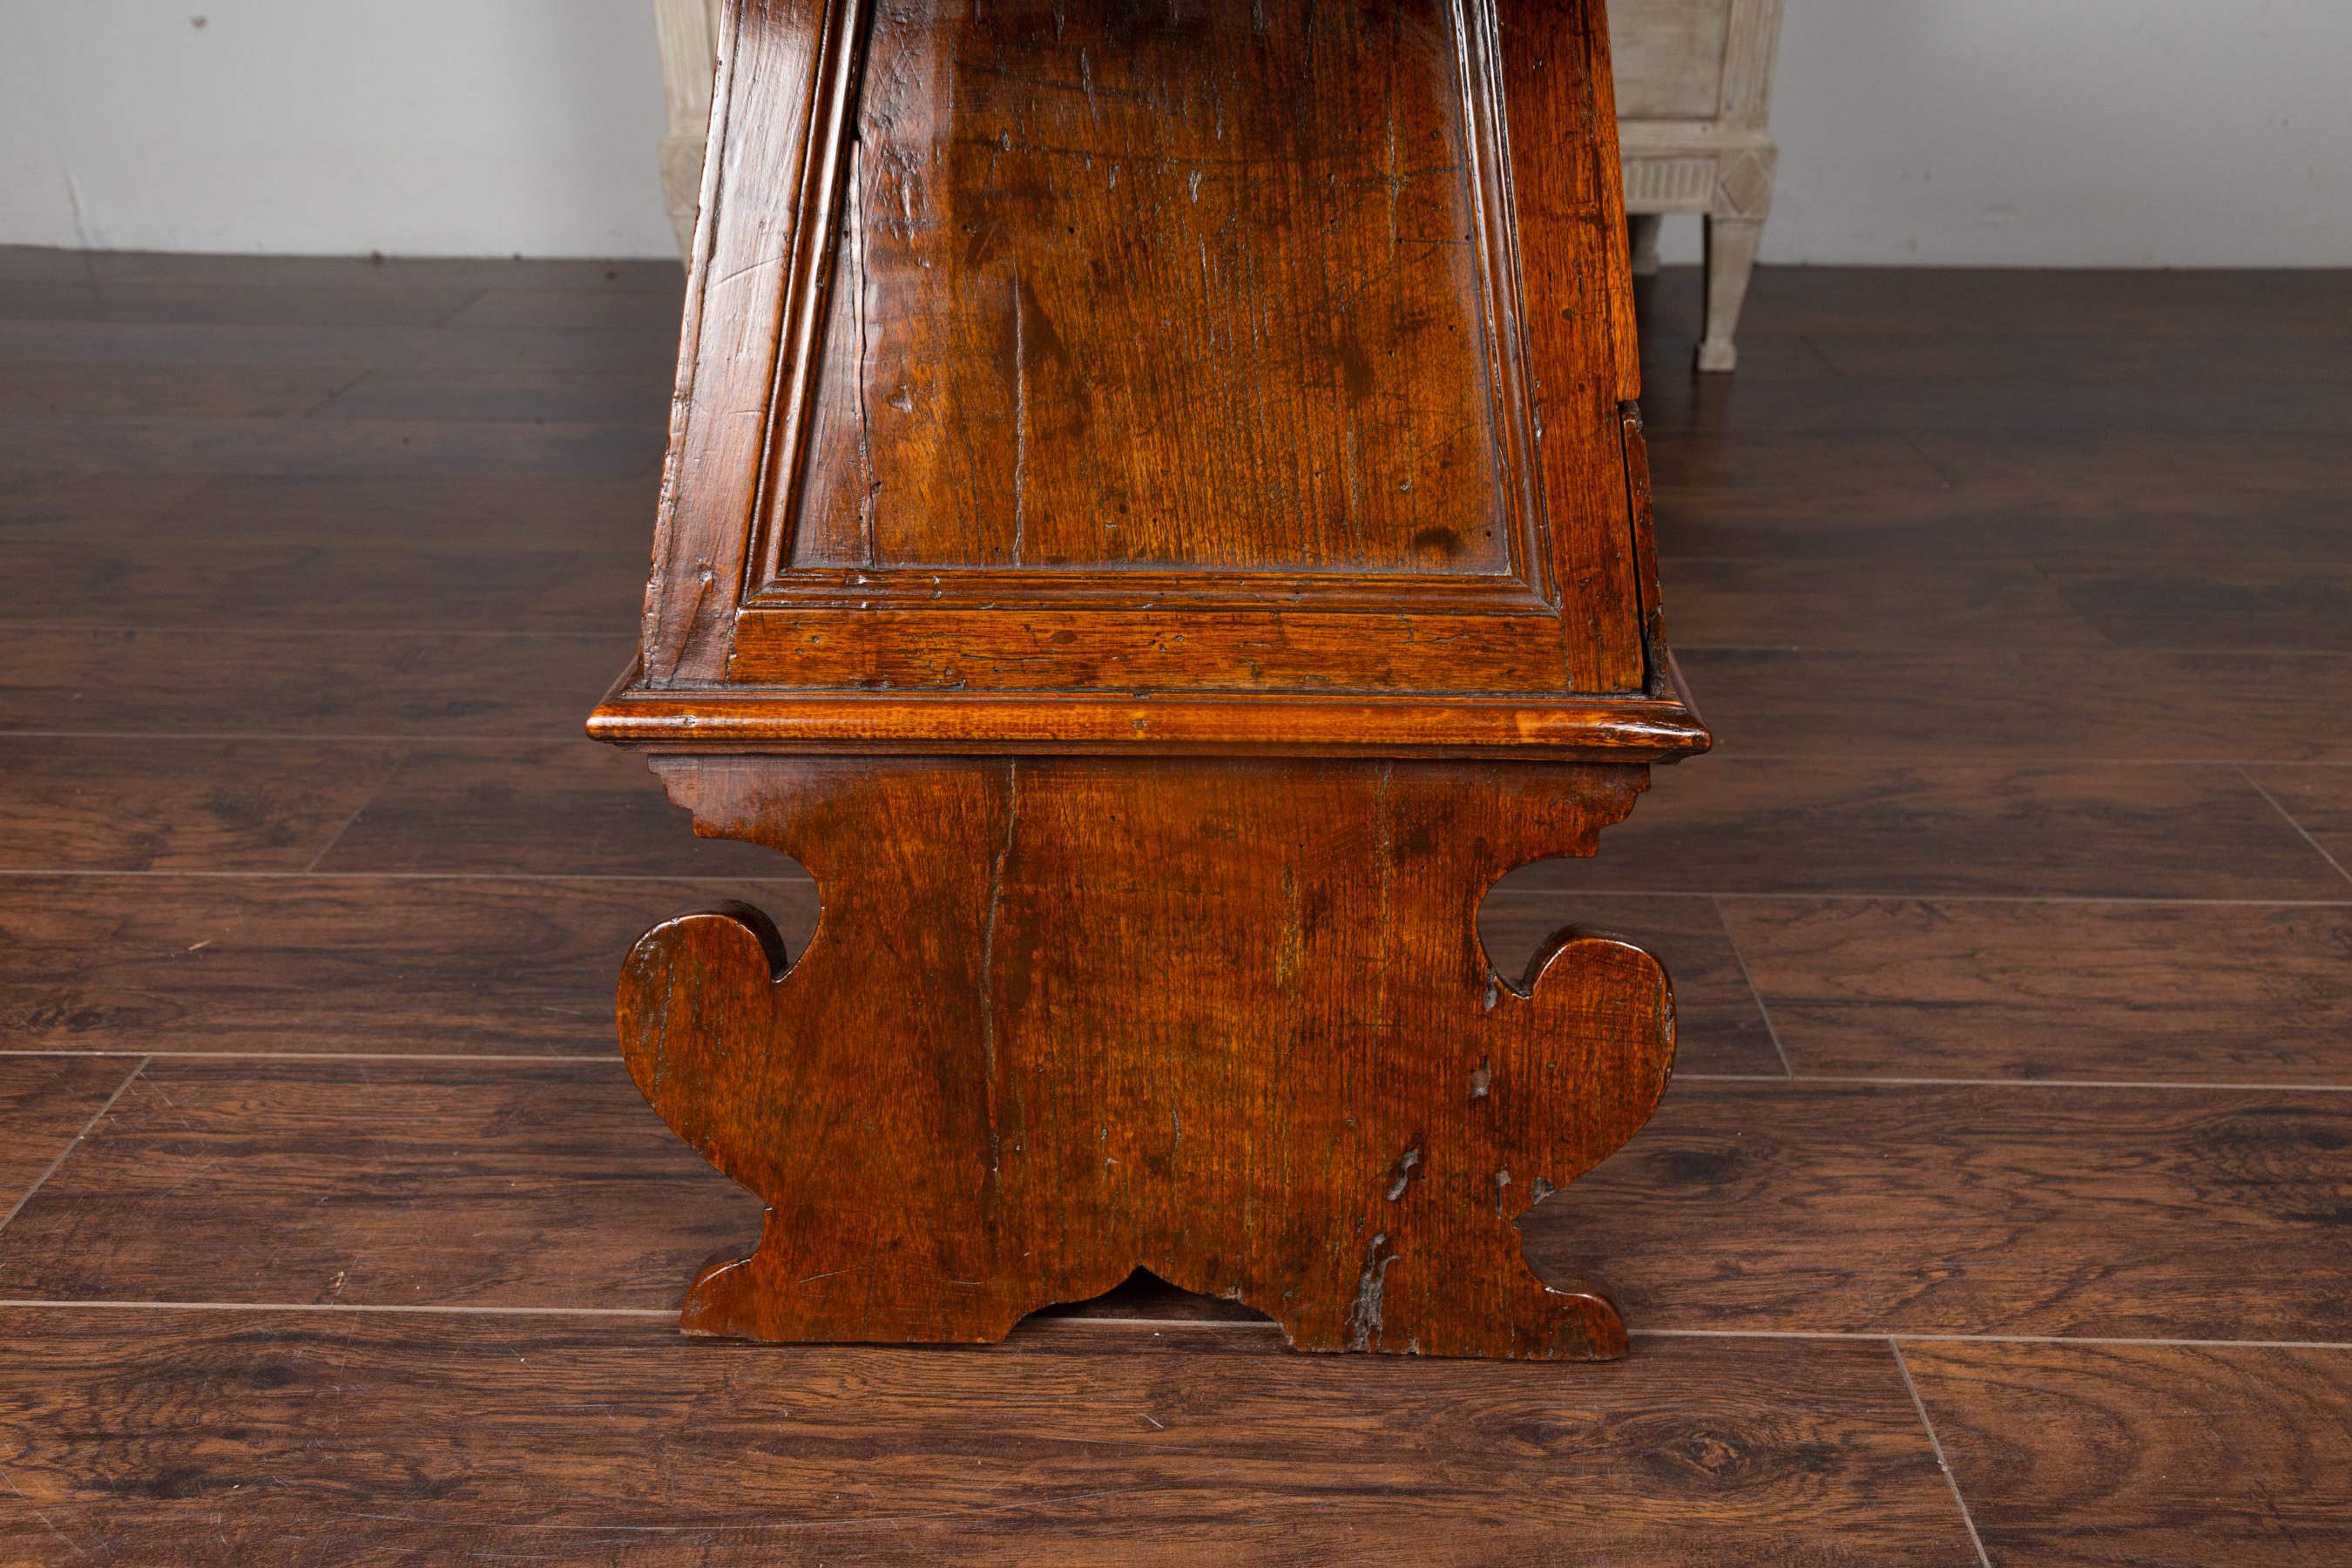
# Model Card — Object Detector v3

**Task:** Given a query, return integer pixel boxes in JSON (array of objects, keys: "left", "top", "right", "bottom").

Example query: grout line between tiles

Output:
[
  {"left": 290, "top": 363, "right": 378, "bottom": 420},
  {"left": 0, "top": 869, "right": 818, "bottom": 885},
  {"left": 2239, "top": 765, "right": 2352, "bottom": 890},
  {"left": 1676, "top": 1071, "right": 2352, "bottom": 1092},
  {"left": 1893, "top": 1340, "right": 1994, "bottom": 1568},
  {"left": 0, "top": 1297, "right": 2344, "bottom": 1355},
  {"left": 1507, "top": 889, "right": 2352, "bottom": 908},
  {"left": 9, "top": 727, "right": 2352, "bottom": 768},
  {"left": 0, "top": 730, "right": 605, "bottom": 745},
  {"left": 301, "top": 747, "right": 409, "bottom": 874},
  {"left": 4, "top": 1051, "right": 2349, "bottom": 1092},
  {"left": 0, "top": 872, "right": 2336, "bottom": 906},
  {"left": 0, "top": 1055, "right": 150, "bottom": 1234},
  {"left": 1639, "top": 1328, "right": 2352, "bottom": 1351},
  {"left": 1711, "top": 894, "right": 1794, "bottom": 1078},
  {"left": 0, "top": 1299, "right": 674, "bottom": 1321},
  {"left": 0, "top": 1051, "right": 617, "bottom": 1064}
]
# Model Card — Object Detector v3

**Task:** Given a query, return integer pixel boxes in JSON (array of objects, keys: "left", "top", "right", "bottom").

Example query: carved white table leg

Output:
[
  {"left": 1700, "top": 214, "right": 1763, "bottom": 372},
  {"left": 652, "top": 0, "right": 722, "bottom": 264},
  {"left": 1629, "top": 213, "right": 1664, "bottom": 278}
]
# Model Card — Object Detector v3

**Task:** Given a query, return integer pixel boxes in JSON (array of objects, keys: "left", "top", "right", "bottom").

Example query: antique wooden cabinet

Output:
[{"left": 593, "top": 0, "right": 1709, "bottom": 1361}]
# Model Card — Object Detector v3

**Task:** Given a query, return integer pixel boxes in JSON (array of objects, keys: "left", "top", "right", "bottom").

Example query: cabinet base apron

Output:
[{"left": 616, "top": 754, "right": 1676, "bottom": 1361}]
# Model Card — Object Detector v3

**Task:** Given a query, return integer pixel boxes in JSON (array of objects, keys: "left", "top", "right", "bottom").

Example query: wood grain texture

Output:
[
  {"left": 790, "top": 0, "right": 1511, "bottom": 574},
  {"left": 624, "top": 0, "right": 1679, "bottom": 734},
  {"left": 0, "top": 628, "right": 633, "bottom": 739},
  {"left": 0, "top": 475, "right": 205, "bottom": 541},
  {"left": 1538, "top": 1081, "right": 2352, "bottom": 1339},
  {"left": 310, "top": 367, "right": 672, "bottom": 424},
  {"left": 2044, "top": 560, "right": 2352, "bottom": 652},
  {"left": 1722, "top": 898, "right": 2352, "bottom": 1085},
  {"left": 620, "top": 756, "right": 1675, "bottom": 1358},
  {"left": 1518, "top": 758, "right": 2352, "bottom": 900},
  {"left": 0, "top": 362, "right": 363, "bottom": 419},
  {"left": 2243, "top": 766, "right": 2352, "bottom": 878},
  {"left": 1904, "top": 1341, "right": 2352, "bottom": 1568},
  {"left": 308, "top": 742, "right": 784, "bottom": 876},
  {"left": 0, "top": 318, "right": 679, "bottom": 375},
  {"left": 0, "top": 415, "right": 662, "bottom": 479},
  {"left": 0, "top": 1057, "right": 140, "bottom": 1212},
  {"left": 0, "top": 247, "right": 685, "bottom": 294},
  {"left": 1678, "top": 647, "right": 2352, "bottom": 761},
  {"left": 0, "top": 1059, "right": 760, "bottom": 1308},
  {"left": 1693, "top": 265, "right": 2352, "bottom": 341},
  {"left": 0, "top": 1311, "right": 1978, "bottom": 1565},
  {"left": 447, "top": 287, "right": 691, "bottom": 333},
  {"left": 0, "top": 278, "right": 480, "bottom": 328},
  {"left": 0, "top": 738, "right": 402, "bottom": 872},
  {"left": 1648, "top": 428, "right": 2352, "bottom": 567},
  {"left": 1662, "top": 555, "right": 2106, "bottom": 650},
  {"left": 143, "top": 475, "right": 663, "bottom": 552},
  {"left": 0, "top": 539, "right": 644, "bottom": 631},
  {"left": 0, "top": 875, "right": 817, "bottom": 1058}
]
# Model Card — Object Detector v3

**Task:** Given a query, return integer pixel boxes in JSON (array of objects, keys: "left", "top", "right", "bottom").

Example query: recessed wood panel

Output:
[{"left": 781, "top": 0, "right": 1511, "bottom": 576}]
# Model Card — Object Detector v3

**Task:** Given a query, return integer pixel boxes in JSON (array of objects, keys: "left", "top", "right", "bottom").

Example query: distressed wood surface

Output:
[
  {"left": 791, "top": 0, "right": 1510, "bottom": 575},
  {"left": 619, "top": 0, "right": 1686, "bottom": 743},
  {"left": 618, "top": 757, "right": 1675, "bottom": 1358}
]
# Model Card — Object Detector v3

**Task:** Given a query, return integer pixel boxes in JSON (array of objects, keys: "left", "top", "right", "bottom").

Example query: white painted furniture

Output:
[
  {"left": 654, "top": 0, "right": 723, "bottom": 260},
  {"left": 1611, "top": 0, "right": 1784, "bottom": 371}
]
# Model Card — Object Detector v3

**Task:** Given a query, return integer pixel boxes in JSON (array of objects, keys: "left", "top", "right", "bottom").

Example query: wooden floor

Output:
[{"left": 1, "top": 247, "right": 2349, "bottom": 1564}]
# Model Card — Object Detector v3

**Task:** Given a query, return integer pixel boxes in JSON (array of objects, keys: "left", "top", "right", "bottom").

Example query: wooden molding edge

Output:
[{"left": 588, "top": 662, "right": 1713, "bottom": 762}]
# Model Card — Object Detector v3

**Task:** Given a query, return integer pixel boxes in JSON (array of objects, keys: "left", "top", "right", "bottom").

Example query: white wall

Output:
[
  {"left": 1658, "top": 0, "right": 2352, "bottom": 267},
  {"left": 0, "top": 0, "right": 676, "bottom": 258},
  {"left": 3, "top": 0, "right": 2348, "bottom": 265}
]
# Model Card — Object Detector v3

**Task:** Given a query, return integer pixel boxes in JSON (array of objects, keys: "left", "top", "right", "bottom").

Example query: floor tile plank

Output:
[
  {"left": 0, "top": 416, "right": 662, "bottom": 479},
  {"left": 310, "top": 741, "right": 794, "bottom": 878},
  {"left": 1518, "top": 760, "right": 2350, "bottom": 900},
  {"left": 2044, "top": 561, "right": 2352, "bottom": 652},
  {"left": 2244, "top": 767, "right": 2352, "bottom": 878},
  {"left": 0, "top": 875, "right": 818, "bottom": 1058},
  {"left": 0, "top": 362, "right": 363, "bottom": 418},
  {"left": 1722, "top": 898, "right": 2352, "bottom": 1085},
  {"left": 0, "top": 1059, "right": 758, "bottom": 1309},
  {"left": 0, "top": 1057, "right": 141, "bottom": 1215},
  {"left": 1661, "top": 556, "right": 2107, "bottom": 650},
  {"left": 150, "top": 473, "right": 659, "bottom": 551},
  {"left": 311, "top": 367, "right": 672, "bottom": 423},
  {"left": 0, "top": 475, "right": 205, "bottom": 541},
  {"left": 0, "top": 538, "right": 644, "bottom": 630},
  {"left": 0, "top": 627, "right": 632, "bottom": 738},
  {"left": 0, "top": 1310, "right": 1979, "bottom": 1565},
  {"left": 0, "top": 319, "right": 679, "bottom": 375},
  {"left": 1904, "top": 1341, "right": 2352, "bottom": 1568},
  {"left": 1532, "top": 1081, "right": 2352, "bottom": 1341},
  {"left": 0, "top": 738, "right": 404, "bottom": 872},
  {"left": 1680, "top": 647, "right": 2352, "bottom": 762}
]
